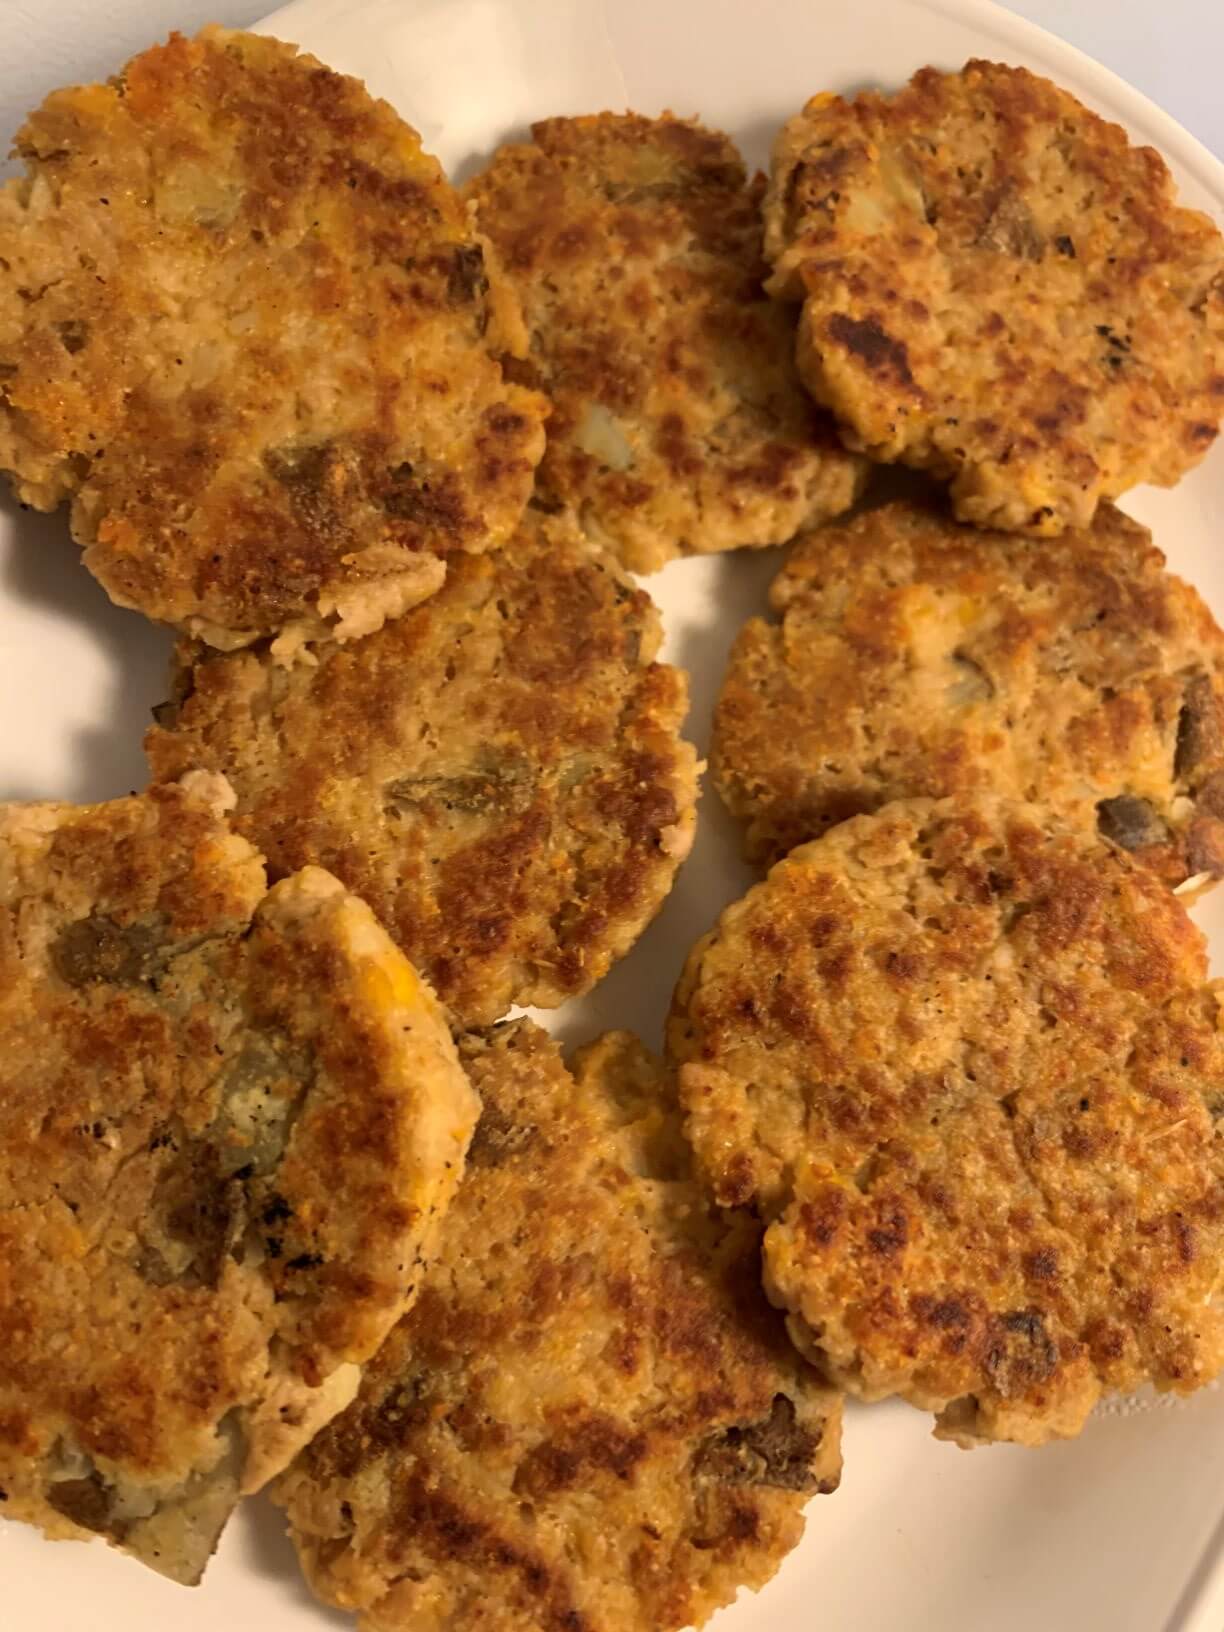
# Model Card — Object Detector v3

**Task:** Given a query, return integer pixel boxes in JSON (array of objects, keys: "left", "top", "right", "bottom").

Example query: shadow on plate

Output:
[
  {"left": 732, "top": 75, "right": 903, "bottom": 173},
  {"left": 0, "top": 492, "right": 173, "bottom": 803},
  {"left": 241, "top": 1491, "right": 351, "bottom": 1628}
]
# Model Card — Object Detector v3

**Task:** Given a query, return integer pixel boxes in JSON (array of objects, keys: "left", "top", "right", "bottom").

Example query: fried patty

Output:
[
  {"left": 763, "top": 61, "right": 1224, "bottom": 533},
  {"left": 273, "top": 1021, "right": 842, "bottom": 1632},
  {"left": 0, "top": 27, "right": 547, "bottom": 649},
  {"left": 146, "top": 513, "right": 697, "bottom": 1026},
  {"left": 668, "top": 798, "right": 1224, "bottom": 1447},
  {"left": 0, "top": 775, "right": 477, "bottom": 1583},
  {"left": 465, "top": 113, "right": 867, "bottom": 572},
  {"left": 714, "top": 497, "right": 1224, "bottom": 886}
]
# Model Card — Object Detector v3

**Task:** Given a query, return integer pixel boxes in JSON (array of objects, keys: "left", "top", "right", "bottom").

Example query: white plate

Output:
[{"left": 3, "top": 2, "right": 1223, "bottom": 1628}]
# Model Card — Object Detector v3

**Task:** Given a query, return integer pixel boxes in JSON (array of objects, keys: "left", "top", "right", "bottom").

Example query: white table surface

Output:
[{"left": 0, "top": 0, "right": 1221, "bottom": 163}]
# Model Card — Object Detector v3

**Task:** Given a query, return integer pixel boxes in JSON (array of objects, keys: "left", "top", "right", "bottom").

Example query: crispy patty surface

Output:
[
  {"left": 668, "top": 798, "right": 1224, "bottom": 1446},
  {"left": 466, "top": 113, "right": 866, "bottom": 572},
  {"left": 763, "top": 61, "right": 1224, "bottom": 533},
  {"left": 0, "top": 776, "right": 476, "bottom": 1582},
  {"left": 146, "top": 513, "right": 698, "bottom": 1026},
  {"left": 714, "top": 497, "right": 1224, "bottom": 886},
  {"left": 0, "top": 27, "right": 546, "bottom": 648},
  {"left": 273, "top": 1021, "right": 842, "bottom": 1632}
]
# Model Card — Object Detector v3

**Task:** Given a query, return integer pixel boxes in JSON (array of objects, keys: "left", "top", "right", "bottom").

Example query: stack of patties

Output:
[
  {"left": 0, "top": 30, "right": 709, "bottom": 1028},
  {"left": 0, "top": 16, "right": 693, "bottom": 1588},
  {"left": 0, "top": 772, "right": 478, "bottom": 1582},
  {"left": 0, "top": 26, "right": 846, "bottom": 1625},
  {"left": 0, "top": 23, "right": 540, "bottom": 1582},
  {"left": 693, "top": 58, "right": 1224, "bottom": 1449}
]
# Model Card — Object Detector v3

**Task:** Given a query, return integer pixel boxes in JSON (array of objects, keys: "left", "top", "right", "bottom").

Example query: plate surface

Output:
[{"left": 2, "top": 1, "right": 1223, "bottom": 1628}]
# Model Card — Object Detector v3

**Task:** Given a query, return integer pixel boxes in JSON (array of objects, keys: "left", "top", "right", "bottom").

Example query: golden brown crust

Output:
[
  {"left": 0, "top": 27, "right": 546, "bottom": 646},
  {"left": 0, "top": 779, "right": 477, "bottom": 1582},
  {"left": 763, "top": 62, "right": 1224, "bottom": 532},
  {"left": 273, "top": 1022, "right": 841, "bottom": 1632},
  {"left": 466, "top": 113, "right": 866, "bottom": 573},
  {"left": 146, "top": 513, "right": 698, "bottom": 1026},
  {"left": 668, "top": 798, "right": 1224, "bottom": 1446},
  {"left": 713, "top": 498, "right": 1224, "bottom": 886}
]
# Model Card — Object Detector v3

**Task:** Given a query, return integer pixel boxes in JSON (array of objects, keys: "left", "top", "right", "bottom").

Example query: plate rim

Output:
[{"left": 258, "top": 0, "right": 1224, "bottom": 211}]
